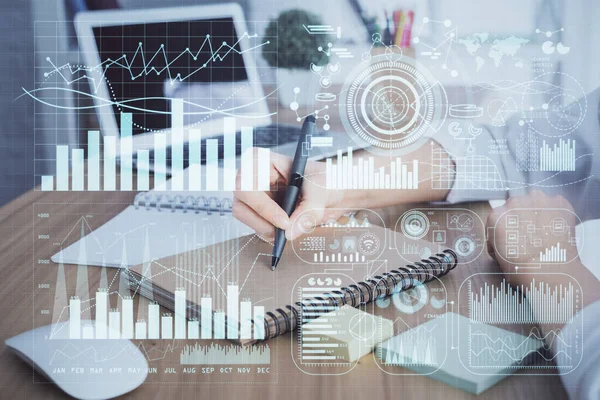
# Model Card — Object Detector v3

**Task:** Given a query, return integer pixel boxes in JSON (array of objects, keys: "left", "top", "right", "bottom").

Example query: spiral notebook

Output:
[
  {"left": 125, "top": 221, "right": 459, "bottom": 345},
  {"left": 51, "top": 189, "right": 253, "bottom": 267}
]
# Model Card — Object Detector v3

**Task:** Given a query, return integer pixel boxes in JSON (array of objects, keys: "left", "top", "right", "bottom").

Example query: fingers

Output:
[
  {"left": 269, "top": 151, "right": 294, "bottom": 185},
  {"left": 287, "top": 201, "right": 326, "bottom": 241},
  {"left": 232, "top": 198, "right": 276, "bottom": 241},
  {"left": 234, "top": 150, "right": 293, "bottom": 231},
  {"left": 233, "top": 191, "right": 291, "bottom": 231}
]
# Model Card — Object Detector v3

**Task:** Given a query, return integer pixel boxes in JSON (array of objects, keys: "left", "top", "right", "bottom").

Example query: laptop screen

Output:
[{"left": 92, "top": 17, "right": 251, "bottom": 136}]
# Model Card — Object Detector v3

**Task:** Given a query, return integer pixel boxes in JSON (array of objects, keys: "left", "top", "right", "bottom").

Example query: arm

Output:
[{"left": 233, "top": 140, "right": 453, "bottom": 240}]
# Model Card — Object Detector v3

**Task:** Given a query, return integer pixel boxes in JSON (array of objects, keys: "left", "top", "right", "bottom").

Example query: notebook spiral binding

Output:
[
  {"left": 260, "top": 249, "right": 458, "bottom": 341},
  {"left": 133, "top": 192, "right": 233, "bottom": 215}
]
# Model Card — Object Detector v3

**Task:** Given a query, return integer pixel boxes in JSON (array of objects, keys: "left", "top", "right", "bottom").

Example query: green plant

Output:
[{"left": 262, "top": 9, "right": 330, "bottom": 69}]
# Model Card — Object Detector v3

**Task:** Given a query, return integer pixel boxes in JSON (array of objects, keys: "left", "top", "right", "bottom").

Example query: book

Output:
[
  {"left": 125, "top": 216, "right": 459, "bottom": 345},
  {"left": 377, "top": 313, "right": 543, "bottom": 394},
  {"left": 51, "top": 184, "right": 253, "bottom": 267}
]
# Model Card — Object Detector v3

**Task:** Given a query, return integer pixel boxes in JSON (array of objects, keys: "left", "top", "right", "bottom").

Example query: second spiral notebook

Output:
[{"left": 126, "top": 214, "right": 459, "bottom": 345}]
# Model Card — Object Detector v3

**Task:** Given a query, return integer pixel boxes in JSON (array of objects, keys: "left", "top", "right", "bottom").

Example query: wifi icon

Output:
[{"left": 358, "top": 233, "right": 380, "bottom": 256}]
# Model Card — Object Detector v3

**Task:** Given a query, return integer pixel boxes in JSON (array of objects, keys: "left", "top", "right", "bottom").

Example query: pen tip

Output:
[{"left": 271, "top": 256, "right": 279, "bottom": 270}]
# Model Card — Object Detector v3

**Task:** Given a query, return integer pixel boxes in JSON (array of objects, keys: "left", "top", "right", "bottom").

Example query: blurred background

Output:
[{"left": 1, "top": 0, "right": 598, "bottom": 207}]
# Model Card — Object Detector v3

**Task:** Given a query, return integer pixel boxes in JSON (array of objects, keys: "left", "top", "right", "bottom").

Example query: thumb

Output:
[{"left": 286, "top": 200, "right": 326, "bottom": 241}]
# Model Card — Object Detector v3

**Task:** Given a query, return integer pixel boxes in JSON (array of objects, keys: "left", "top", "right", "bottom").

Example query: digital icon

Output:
[
  {"left": 293, "top": 209, "right": 386, "bottom": 264},
  {"left": 392, "top": 282, "right": 428, "bottom": 314},
  {"left": 340, "top": 54, "right": 447, "bottom": 152},
  {"left": 315, "top": 93, "right": 336, "bottom": 102},
  {"left": 400, "top": 211, "right": 430, "bottom": 240},
  {"left": 358, "top": 233, "right": 380, "bottom": 255},
  {"left": 506, "top": 245, "right": 519, "bottom": 258},
  {"left": 342, "top": 236, "right": 357, "bottom": 253},
  {"left": 298, "top": 214, "right": 317, "bottom": 234},
  {"left": 433, "top": 230, "right": 446, "bottom": 244},
  {"left": 310, "top": 62, "right": 341, "bottom": 88},
  {"left": 448, "top": 122, "right": 462, "bottom": 136},
  {"left": 506, "top": 230, "right": 519, "bottom": 244},
  {"left": 447, "top": 213, "right": 475, "bottom": 232},
  {"left": 551, "top": 218, "right": 568, "bottom": 235},
  {"left": 449, "top": 104, "right": 483, "bottom": 119},
  {"left": 454, "top": 236, "right": 476, "bottom": 257},
  {"left": 430, "top": 295, "right": 446, "bottom": 309},
  {"left": 506, "top": 215, "right": 519, "bottom": 228},
  {"left": 328, "top": 238, "right": 341, "bottom": 251},
  {"left": 541, "top": 41, "right": 570, "bottom": 55}
]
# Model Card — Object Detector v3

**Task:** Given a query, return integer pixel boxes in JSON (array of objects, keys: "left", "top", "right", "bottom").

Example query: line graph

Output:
[
  {"left": 468, "top": 325, "right": 577, "bottom": 370},
  {"left": 460, "top": 274, "right": 583, "bottom": 374},
  {"left": 42, "top": 33, "right": 269, "bottom": 93},
  {"left": 35, "top": 204, "right": 274, "bottom": 344}
]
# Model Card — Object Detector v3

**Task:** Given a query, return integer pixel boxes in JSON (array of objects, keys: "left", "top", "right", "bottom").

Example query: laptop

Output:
[{"left": 75, "top": 3, "right": 357, "bottom": 169}]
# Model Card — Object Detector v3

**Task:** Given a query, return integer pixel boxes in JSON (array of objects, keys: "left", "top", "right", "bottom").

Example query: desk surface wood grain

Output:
[{"left": 0, "top": 188, "right": 569, "bottom": 400}]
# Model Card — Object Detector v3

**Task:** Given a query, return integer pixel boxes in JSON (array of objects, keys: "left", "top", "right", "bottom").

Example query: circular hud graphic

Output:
[
  {"left": 400, "top": 211, "right": 430, "bottom": 240},
  {"left": 340, "top": 55, "right": 447, "bottom": 153}
]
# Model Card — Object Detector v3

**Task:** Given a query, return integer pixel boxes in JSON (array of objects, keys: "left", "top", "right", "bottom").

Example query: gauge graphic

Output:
[
  {"left": 400, "top": 211, "right": 430, "bottom": 240},
  {"left": 454, "top": 236, "right": 476, "bottom": 257},
  {"left": 358, "top": 232, "right": 381, "bottom": 255},
  {"left": 392, "top": 282, "right": 428, "bottom": 314},
  {"left": 430, "top": 295, "right": 446, "bottom": 309},
  {"left": 328, "top": 238, "right": 341, "bottom": 250},
  {"left": 340, "top": 54, "right": 447, "bottom": 153}
]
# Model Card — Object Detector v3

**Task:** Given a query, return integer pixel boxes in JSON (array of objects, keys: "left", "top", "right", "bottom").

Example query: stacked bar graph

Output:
[
  {"left": 298, "top": 284, "right": 344, "bottom": 364},
  {"left": 40, "top": 99, "right": 271, "bottom": 191},
  {"left": 67, "top": 284, "right": 265, "bottom": 340},
  {"left": 539, "top": 139, "right": 576, "bottom": 172},
  {"left": 325, "top": 147, "right": 419, "bottom": 190},
  {"left": 469, "top": 279, "right": 575, "bottom": 324},
  {"left": 540, "top": 242, "right": 567, "bottom": 262}
]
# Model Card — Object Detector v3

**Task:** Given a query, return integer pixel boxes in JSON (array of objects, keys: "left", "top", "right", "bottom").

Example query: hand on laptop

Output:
[{"left": 233, "top": 150, "right": 345, "bottom": 242}]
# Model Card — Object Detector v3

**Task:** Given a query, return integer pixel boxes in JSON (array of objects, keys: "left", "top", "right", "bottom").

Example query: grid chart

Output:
[{"left": 432, "top": 147, "right": 504, "bottom": 190}]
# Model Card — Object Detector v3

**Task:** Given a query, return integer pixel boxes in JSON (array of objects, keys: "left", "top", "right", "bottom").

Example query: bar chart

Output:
[
  {"left": 539, "top": 242, "right": 567, "bottom": 263},
  {"left": 67, "top": 284, "right": 265, "bottom": 340},
  {"left": 469, "top": 279, "right": 576, "bottom": 324},
  {"left": 325, "top": 147, "right": 419, "bottom": 190},
  {"left": 40, "top": 99, "right": 270, "bottom": 191},
  {"left": 180, "top": 343, "right": 270, "bottom": 365},
  {"left": 299, "top": 286, "right": 344, "bottom": 364},
  {"left": 539, "top": 139, "right": 576, "bottom": 172}
]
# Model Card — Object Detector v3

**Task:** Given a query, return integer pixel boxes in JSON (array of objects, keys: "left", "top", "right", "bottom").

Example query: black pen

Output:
[{"left": 271, "top": 115, "right": 315, "bottom": 270}]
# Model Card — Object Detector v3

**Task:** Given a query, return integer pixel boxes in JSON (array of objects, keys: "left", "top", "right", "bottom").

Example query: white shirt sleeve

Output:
[{"left": 555, "top": 300, "right": 600, "bottom": 399}]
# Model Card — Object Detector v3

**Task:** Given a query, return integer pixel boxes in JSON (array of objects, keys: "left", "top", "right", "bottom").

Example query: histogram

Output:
[
  {"left": 39, "top": 102, "right": 271, "bottom": 192},
  {"left": 67, "top": 284, "right": 265, "bottom": 340},
  {"left": 325, "top": 147, "right": 419, "bottom": 190}
]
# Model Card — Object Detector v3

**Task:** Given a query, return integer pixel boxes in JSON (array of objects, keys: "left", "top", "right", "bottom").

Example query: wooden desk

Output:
[{"left": 0, "top": 188, "right": 568, "bottom": 399}]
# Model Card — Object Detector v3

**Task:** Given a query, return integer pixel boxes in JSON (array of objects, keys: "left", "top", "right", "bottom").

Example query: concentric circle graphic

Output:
[
  {"left": 340, "top": 54, "right": 447, "bottom": 153},
  {"left": 400, "top": 211, "right": 430, "bottom": 240},
  {"left": 521, "top": 72, "right": 587, "bottom": 137},
  {"left": 454, "top": 236, "right": 475, "bottom": 257}
]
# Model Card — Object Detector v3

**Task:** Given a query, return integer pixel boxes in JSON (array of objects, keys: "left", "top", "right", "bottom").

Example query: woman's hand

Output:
[{"left": 233, "top": 150, "right": 345, "bottom": 241}]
